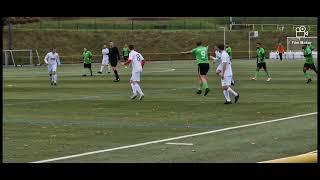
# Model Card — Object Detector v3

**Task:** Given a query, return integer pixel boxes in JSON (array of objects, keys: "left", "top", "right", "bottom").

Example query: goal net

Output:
[{"left": 2, "top": 49, "right": 40, "bottom": 67}]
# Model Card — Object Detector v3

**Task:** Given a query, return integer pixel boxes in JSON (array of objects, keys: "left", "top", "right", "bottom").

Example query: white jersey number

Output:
[
  {"left": 136, "top": 54, "right": 141, "bottom": 62},
  {"left": 201, "top": 51, "right": 206, "bottom": 59}
]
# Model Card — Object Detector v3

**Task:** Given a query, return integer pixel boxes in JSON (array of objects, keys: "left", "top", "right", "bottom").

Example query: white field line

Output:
[
  {"left": 149, "top": 69, "right": 175, "bottom": 73},
  {"left": 4, "top": 96, "right": 100, "bottom": 106},
  {"left": 31, "top": 112, "right": 317, "bottom": 163},
  {"left": 165, "top": 142, "right": 193, "bottom": 146}
]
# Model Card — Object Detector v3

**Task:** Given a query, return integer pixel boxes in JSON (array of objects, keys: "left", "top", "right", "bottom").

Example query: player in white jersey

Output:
[
  {"left": 97, "top": 44, "right": 111, "bottom": 74},
  {"left": 122, "top": 44, "right": 145, "bottom": 100},
  {"left": 44, "top": 48, "right": 60, "bottom": 86},
  {"left": 217, "top": 44, "right": 239, "bottom": 104},
  {"left": 211, "top": 45, "right": 235, "bottom": 86}
]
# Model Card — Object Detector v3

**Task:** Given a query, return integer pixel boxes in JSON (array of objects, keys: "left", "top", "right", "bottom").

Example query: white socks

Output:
[
  {"left": 131, "top": 83, "right": 144, "bottom": 96},
  {"left": 131, "top": 83, "right": 136, "bottom": 94},
  {"left": 134, "top": 83, "right": 144, "bottom": 95},
  {"left": 53, "top": 74, "right": 57, "bottom": 83},
  {"left": 223, "top": 90, "right": 231, "bottom": 102},
  {"left": 223, "top": 87, "right": 238, "bottom": 102},
  {"left": 227, "top": 87, "right": 238, "bottom": 96},
  {"left": 100, "top": 65, "right": 111, "bottom": 73},
  {"left": 100, "top": 65, "right": 105, "bottom": 72}
]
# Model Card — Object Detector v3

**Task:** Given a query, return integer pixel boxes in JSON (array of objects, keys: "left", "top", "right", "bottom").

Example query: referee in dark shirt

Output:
[{"left": 108, "top": 41, "right": 121, "bottom": 82}]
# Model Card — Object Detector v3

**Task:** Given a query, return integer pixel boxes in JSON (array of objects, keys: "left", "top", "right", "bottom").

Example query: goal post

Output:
[
  {"left": 249, "top": 31, "right": 259, "bottom": 60},
  {"left": 2, "top": 49, "right": 40, "bottom": 67}
]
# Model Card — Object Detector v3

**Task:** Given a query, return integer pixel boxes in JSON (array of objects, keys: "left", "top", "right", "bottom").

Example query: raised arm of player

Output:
[
  {"left": 44, "top": 53, "right": 49, "bottom": 64},
  {"left": 123, "top": 52, "right": 133, "bottom": 65},
  {"left": 123, "top": 59, "right": 132, "bottom": 65},
  {"left": 180, "top": 50, "right": 193, "bottom": 54}
]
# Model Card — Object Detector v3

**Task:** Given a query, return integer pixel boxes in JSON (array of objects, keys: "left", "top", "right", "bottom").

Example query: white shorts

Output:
[
  {"left": 130, "top": 71, "right": 141, "bottom": 82},
  {"left": 48, "top": 63, "right": 57, "bottom": 74},
  {"left": 102, "top": 58, "right": 109, "bottom": 65},
  {"left": 221, "top": 76, "right": 232, "bottom": 86}
]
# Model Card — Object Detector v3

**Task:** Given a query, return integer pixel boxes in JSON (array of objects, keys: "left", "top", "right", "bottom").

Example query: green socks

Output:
[
  {"left": 304, "top": 72, "right": 311, "bottom": 79},
  {"left": 202, "top": 83, "right": 209, "bottom": 89},
  {"left": 255, "top": 70, "right": 271, "bottom": 78},
  {"left": 255, "top": 71, "right": 259, "bottom": 79},
  {"left": 199, "top": 82, "right": 208, "bottom": 90},
  {"left": 198, "top": 81, "right": 209, "bottom": 91},
  {"left": 198, "top": 83, "right": 203, "bottom": 90},
  {"left": 265, "top": 70, "right": 271, "bottom": 78}
]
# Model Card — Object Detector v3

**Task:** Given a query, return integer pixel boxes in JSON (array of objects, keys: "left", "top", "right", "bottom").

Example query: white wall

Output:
[{"left": 269, "top": 51, "right": 317, "bottom": 60}]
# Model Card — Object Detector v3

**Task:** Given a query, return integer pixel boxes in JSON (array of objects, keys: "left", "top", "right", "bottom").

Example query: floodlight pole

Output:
[
  {"left": 229, "top": 17, "right": 233, "bottom": 30},
  {"left": 248, "top": 31, "right": 256, "bottom": 60},
  {"left": 249, "top": 31, "right": 251, "bottom": 60},
  {"left": 8, "top": 17, "right": 13, "bottom": 50}
]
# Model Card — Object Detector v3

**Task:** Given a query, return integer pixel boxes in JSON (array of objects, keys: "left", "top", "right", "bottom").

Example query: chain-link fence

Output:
[{"left": 3, "top": 17, "right": 317, "bottom": 31}]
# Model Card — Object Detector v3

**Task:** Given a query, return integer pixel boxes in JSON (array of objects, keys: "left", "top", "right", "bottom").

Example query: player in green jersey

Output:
[
  {"left": 181, "top": 41, "right": 210, "bottom": 96},
  {"left": 122, "top": 44, "right": 130, "bottom": 68},
  {"left": 251, "top": 42, "right": 271, "bottom": 81},
  {"left": 122, "top": 44, "right": 130, "bottom": 61},
  {"left": 302, "top": 44, "right": 318, "bottom": 84},
  {"left": 82, "top": 48, "right": 93, "bottom": 76},
  {"left": 226, "top": 43, "right": 232, "bottom": 59}
]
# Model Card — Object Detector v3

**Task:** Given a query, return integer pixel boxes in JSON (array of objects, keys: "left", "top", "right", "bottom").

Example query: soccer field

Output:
[{"left": 3, "top": 59, "right": 317, "bottom": 163}]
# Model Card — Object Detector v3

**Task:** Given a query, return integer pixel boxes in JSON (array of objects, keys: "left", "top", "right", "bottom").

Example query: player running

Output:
[
  {"left": 122, "top": 45, "right": 145, "bottom": 100},
  {"left": 217, "top": 44, "right": 239, "bottom": 104},
  {"left": 251, "top": 42, "right": 271, "bottom": 81},
  {"left": 302, "top": 44, "right": 318, "bottom": 84},
  {"left": 44, "top": 48, "right": 60, "bottom": 86},
  {"left": 181, "top": 41, "right": 210, "bottom": 96},
  {"left": 97, "top": 44, "right": 111, "bottom": 74}
]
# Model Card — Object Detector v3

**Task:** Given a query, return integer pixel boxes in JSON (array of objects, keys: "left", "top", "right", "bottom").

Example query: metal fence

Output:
[
  {"left": 4, "top": 18, "right": 317, "bottom": 31},
  {"left": 231, "top": 24, "right": 317, "bottom": 32},
  {"left": 9, "top": 20, "right": 223, "bottom": 30}
]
